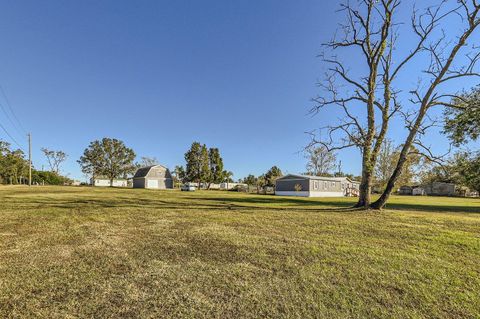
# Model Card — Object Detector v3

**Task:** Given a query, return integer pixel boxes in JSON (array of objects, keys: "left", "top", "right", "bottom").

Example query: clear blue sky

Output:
[{"left": 0, "top": 1, "right": 476, "bottom": 181}]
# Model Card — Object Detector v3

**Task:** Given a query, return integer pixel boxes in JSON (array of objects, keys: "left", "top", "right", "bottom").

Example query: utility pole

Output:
[{"left": 28, "top": 133, "right": 32, "bottom": 186}]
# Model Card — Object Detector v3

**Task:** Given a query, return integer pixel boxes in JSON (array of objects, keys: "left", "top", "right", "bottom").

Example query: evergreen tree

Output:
[
  {"left": 264, "top": 166, "right": 282, "bottom": 187},
  {"left": 208, "top": 147, "right": 224, "bottom": 188},
  {"left": 200, "top": 144, "right": 210, "bottom": 187},
  {"left": 185, "top": 142, "right": 210, "bottom": 188}
]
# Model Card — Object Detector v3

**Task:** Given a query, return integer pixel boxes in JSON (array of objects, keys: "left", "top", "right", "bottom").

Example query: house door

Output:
[{"left": 147, "top": 179, "right": 159, "bottom": 188}]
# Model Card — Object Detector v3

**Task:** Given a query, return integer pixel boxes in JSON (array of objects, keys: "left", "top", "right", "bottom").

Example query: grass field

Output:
[{"left": 0, "top": 186, "right": 479, "bottom": 318}]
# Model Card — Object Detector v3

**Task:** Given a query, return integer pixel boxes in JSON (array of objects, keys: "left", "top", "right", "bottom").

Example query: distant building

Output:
[
  {"left": 398, "top": 186, "right": 414, "bottom": 195},
  {"left": 275, "top": 174, "right": 360, "bottom": 197},
  {"left": 133, "top": 165, "right": 173, "bottom": 189},
  {"left": 220, "top": 182, "right": 247, "bottom": 190},
  {"left": 91, "top": 178, "right": 128, "bottom": 187},
  {"left": 413, "top": 187, "right": 426, "bottom": 196},
  {"left": 424, "top": 182, "right": 456, "bottom": 196},
  {"left": 399, "top": 182, "right": 457, "bottom": 197}
]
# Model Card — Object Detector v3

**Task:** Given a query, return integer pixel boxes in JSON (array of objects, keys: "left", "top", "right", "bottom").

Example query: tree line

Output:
[{"left": 0, "top": 141, "right": 71, "bottom": 185}]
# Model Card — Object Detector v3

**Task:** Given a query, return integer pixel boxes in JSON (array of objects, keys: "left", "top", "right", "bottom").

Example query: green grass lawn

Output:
[{"left": 0, "top": 186, "right": 479, "bottom": 318}]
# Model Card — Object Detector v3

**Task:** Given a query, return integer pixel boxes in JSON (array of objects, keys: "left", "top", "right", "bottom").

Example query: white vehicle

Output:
[{"left": 181, "top": 184, "right": 196, "bottom": 191}]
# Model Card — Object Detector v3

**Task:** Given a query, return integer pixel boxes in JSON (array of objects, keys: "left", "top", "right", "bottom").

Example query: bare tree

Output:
[
  {"left": 305, "top": 145, "right": 337, "bottom": 176},
  {"left": 140, "top": 156, "right": 159, "bottom": 167},
  {"left": 310, "top": 0, "right": 480, "bottom": 209},
  {"left": 41, "top": 148, "right": 67, "bottom": 174}
]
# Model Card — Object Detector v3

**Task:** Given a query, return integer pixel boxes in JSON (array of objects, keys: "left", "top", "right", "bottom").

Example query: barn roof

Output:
[{"left": 133, "top": 165, "right": 168, "bottom": 178}]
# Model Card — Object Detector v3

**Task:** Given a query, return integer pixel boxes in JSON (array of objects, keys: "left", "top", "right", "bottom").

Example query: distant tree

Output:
[
  {"left": 374, "top": 139, "right": 396, "bottom": 190},
  {"left": 242, "top": 174, "right": 257, "bottom": 186},
  {"left": 444, "top": 86, "right": 480, "bottom": 146},
  {"left": 305, "top": 146, "right": 337, "bottom": 176},
  {"left": 223, "top": 170, "right": 234, "bottom": 183},
  {"left": 419, "top": 161, "right": 461, "bottom": 186},
  {"left": 140, "top": 156, "right": 159, "bottom": 167},
  {"left": 173, "top": 165, "right": 186, "bottom": 186},
  {"left": 264, "top": 166, "right": 282, "bottom": 187},
  {"left": 0, "top": 141, "right": 29, "bottom": 184},
  {"left": 208, "top": 148, "right": 225, "bottom": 188},
  {"left": 78, "top": 138, "right": 136, "bottom": 186},
  {"left": 41, "top": 148, "right": 67, "bottom": 174},
  {"left": 375, "top": 140, "right": 421, "bottom": 189},
  {"left": 185, "top": 142, "right": 211, "bottom": 188},
  {"left": 421, "top": 152, "right": 480, "bottom": 193},
  {"left": 456, "top": 152, "right": 480, "bottom": 193},
  {"left": 256, "top": 174, "right": 267, "bottom": 193}
]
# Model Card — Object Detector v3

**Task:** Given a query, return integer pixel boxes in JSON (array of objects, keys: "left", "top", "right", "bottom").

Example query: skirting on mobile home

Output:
[{"left": 275, "top": 174, "right": 360, "bottom": 197}]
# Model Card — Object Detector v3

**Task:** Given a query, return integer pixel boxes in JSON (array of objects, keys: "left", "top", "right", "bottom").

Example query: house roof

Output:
[
  {"left": 133, "top": 165, "right": 168, "bottom": 178},
  {"left": 277, "top": 174, "right": 360, "bottom": 184}
]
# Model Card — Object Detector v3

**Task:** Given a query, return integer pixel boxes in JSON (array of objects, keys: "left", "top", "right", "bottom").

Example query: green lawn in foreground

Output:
[{"left": 0, "top": 186, "right": 479, "bottom": 318}]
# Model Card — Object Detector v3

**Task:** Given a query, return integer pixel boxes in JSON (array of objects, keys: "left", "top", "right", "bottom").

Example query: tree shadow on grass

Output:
[
  {"left": 6, "top": 193, "right": 479, "bottom": 215},
  {"left": 382, "top": 202, "right": 480, "bottom": 214},
  {"left": 187, "top": 195, "right": 480, "bottom": 214}
]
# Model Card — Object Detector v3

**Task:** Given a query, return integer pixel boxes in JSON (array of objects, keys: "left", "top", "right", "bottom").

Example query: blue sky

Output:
[{"left": 0, "top": 1, "right": 477, "bottom": 181}]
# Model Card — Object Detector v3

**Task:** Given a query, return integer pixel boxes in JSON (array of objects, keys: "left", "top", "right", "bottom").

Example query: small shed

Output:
[{"left": 133, "top": 165, "right": 173, "bottom": 189}]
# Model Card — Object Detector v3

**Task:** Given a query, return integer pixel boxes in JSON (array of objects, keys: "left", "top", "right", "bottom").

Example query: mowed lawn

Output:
[{"left": 0, "top": 187, "right": 479, "bottom": 318}]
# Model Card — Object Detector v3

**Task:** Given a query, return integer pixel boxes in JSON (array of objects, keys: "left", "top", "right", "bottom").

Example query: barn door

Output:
[{"left": 147, "top": 179, "right": 159, "bottom": 188}]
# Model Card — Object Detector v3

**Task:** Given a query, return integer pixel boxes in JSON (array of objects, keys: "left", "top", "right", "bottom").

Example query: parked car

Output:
[{"left": 181, "top": 184, "right": 196, "bottom": 192}]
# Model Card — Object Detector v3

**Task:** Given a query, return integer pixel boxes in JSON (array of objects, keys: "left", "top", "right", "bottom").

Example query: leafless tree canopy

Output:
[
  {"left": 305, "top": 145, "right": 338, "bottom": 176},
  {"left": 41, "top": 148, "right": 67, "bottom": 174},
  {"left": 309, "top": 0, "right": 480, "bottom": 208}
]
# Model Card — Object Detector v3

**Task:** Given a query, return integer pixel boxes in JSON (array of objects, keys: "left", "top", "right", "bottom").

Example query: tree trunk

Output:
[
  {"left": 370, "top": 158, "right": 406, "bottom": 209},
  {"left": 355, "top": 170, "right": 372, "bottom": 208},
  {"left": 354, "top": 148, "right": 375, "bottom": 208}
]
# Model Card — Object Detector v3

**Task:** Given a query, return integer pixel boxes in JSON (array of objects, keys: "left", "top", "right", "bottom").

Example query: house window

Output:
[
  {"left": 341, "top": 183, "right": 345, "bottom": 190},
  {"left": 324, "top": 181, "right": 328, "bottom": 189},
  {"left": 313, "top": 181, "right": 319, "bottom": 190},
  {"left": 332, "top": 182, "right": 336, "bottom": 188}
]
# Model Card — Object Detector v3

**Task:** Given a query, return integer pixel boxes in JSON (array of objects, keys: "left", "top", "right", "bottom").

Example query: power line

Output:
[
  {"left": 0, "top": 100, "right": 24, "bottom": 137},
  {"left": 0, "top": 84, "right": 27, "bottom": 134},
  {"left": 0, "top": 121, "right": 26, "bottom": 152}
]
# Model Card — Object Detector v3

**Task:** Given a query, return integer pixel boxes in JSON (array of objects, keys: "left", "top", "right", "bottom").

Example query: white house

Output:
[{"left": 91, "top": 178, "right": 128, "bottom": 187}]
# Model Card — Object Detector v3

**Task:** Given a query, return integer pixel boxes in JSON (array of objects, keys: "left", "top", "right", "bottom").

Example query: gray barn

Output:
[
  {"left": 133, "top": 165, "right": 173, "bottom": 189},
  {"left": 275, "top": 174, "right": 360, "bottom": 197}
]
